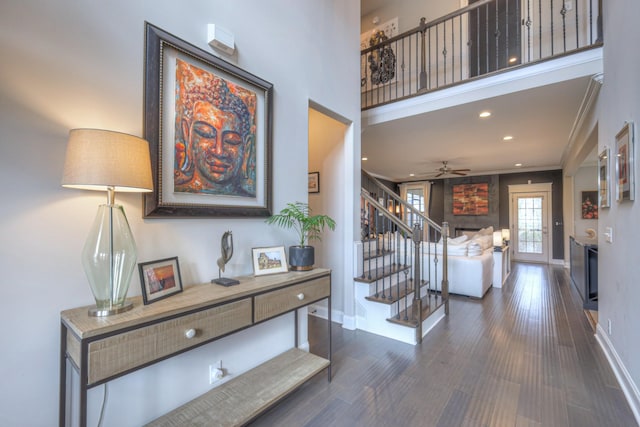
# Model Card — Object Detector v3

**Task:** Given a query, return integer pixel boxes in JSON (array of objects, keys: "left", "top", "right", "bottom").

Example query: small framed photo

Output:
[
  {"left": 616, "top": 122, "right": 635, "bottom": 202},
  {"left": 252, "top": 246, "right": 289, "bottom": 276},
  {"left": 138, "top": 257, "right": 183, "bottom": 305},
  {"left": 308, "top": 172, "right": 320, "bottom": 193},
  {"left": 598, "top": 147, "right": 610, "bottom": 208}
]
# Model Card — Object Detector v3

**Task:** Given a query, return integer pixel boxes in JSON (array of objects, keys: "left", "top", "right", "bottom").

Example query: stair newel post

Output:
[
  {"left": 412, "top": 223, "right": 423, "bottom": 342},
  {"left": 399, "top": 231, "right": 408, "bottom": 320},
  {"left": 374, "top": 203, "right": 380, "bottom": 297},
  {"left": 361, "top": 198, "right": 367, "bottom": 280},
  {"left": 381, "top": 200, "right": 387, "bottom": 300},
  {"left": 442, "top": 222, "right": 450, "bottom": 315}
]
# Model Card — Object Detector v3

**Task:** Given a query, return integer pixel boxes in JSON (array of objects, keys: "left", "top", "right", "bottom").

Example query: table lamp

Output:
[
  {"left": 501, "top": 228, "right": 510, "bottom": 245},
  {"left": 62, "top": 129, "right": 153, "bottom": 316}
]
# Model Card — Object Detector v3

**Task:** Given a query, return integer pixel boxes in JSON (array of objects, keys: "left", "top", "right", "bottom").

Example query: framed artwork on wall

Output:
[
  {"left": 452, "top": 183, "right": 489, "bottom": 215},
  {"left": 598, "top": 147, "right": 610, "bottom": 208},
  {"left": 308, "top": 172, "right": 320, "bottom": 193},
  {"left": 581, "top": 191, "right": 598, "bottom": 219},
  {"left": 143, "top": 23, "right": 274, "bottom": 217},
  {"left": 615, "top": 122, "right": 635, "bottom": 202}
]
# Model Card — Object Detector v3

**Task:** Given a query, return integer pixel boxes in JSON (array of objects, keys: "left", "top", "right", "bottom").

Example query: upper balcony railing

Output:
[{"left": 361, "top": 0, "right": 603, "bottom": 110}]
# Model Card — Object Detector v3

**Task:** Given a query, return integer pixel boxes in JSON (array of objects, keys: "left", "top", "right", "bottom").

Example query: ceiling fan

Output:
[{"left": 432, "top": 161, "right": 471, "bottom": 177}]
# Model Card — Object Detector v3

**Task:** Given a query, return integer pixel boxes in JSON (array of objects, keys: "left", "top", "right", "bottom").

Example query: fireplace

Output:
[{"left": 454, "top": 226, "right": 481, "bottom": 237}]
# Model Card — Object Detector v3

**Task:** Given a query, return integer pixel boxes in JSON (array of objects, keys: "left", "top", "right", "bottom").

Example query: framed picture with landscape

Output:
[
  {"left": 252, "top": 246, "right": 288, "bottom": 276},
  {"left": 138, "top": 257, "right": 183, "bottom": 305},
  {"left": 143, "top": 23, "right": 274, "bottom": 218}
]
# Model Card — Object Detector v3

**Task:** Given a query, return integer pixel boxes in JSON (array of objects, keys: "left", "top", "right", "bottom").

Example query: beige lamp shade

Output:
[{"left": 62, "top": 129, "right": 153, "bottom": 192}]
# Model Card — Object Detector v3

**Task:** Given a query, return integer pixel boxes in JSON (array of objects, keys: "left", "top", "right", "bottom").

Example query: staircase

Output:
[{"left": 355, "top": 171, "right": 449, "bottom": 344}]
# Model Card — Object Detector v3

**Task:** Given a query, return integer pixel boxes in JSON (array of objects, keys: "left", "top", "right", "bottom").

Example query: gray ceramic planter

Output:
[{"left": 289, "top": 245, "right": 314, "bottom": 271}]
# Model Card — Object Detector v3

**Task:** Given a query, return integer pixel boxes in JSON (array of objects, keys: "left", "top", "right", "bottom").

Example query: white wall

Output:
[
  {"left": 596, "top": 0, "right": 640, "bottom": 420},
  {"left": 361, "top": 0, "right": 461, "bottom": 34},
  {"left": 0, "top": 1, "right": 360, "bottom": 426},
  {"left": 308, "top": 108, "right": 349, "bottom": 322}
]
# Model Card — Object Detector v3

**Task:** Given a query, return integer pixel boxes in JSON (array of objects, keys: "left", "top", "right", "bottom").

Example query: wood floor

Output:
[{"left": 249, "top": 263, "right": 637, "bottom": 427}]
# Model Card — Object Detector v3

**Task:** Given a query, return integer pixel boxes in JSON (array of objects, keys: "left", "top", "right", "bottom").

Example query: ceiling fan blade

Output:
[
  {"left": 453, "top": 168, "right": 471, "bottom": 172},
  {"left": 452, "top": 171, "right": 467, "bottom": 176},
  {"left": 435, "top": 172, "right": 444, "bottom": 178}
]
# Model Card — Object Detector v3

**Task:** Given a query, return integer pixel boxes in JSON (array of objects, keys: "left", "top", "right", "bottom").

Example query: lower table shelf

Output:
[{"left": 146, "top": 348, "right": 330, "bottom": 426}]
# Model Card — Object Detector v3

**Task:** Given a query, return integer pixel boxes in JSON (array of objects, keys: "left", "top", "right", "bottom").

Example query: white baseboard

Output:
[
  {"left": 341, "top": 315, "right": 356, "bottom": 330},
  {"left": 308, "top": 304, "right": 345, "bottom": 326},
  {"left": 595, "top": 324, "right": 640, "bottom": 425}
]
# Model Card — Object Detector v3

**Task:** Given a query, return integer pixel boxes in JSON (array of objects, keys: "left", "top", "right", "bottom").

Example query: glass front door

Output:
[{"left": 512, "top": 192, "right": 549, "bottom": 263}]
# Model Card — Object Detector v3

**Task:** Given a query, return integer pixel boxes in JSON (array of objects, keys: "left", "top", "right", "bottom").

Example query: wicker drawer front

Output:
[
  {"left": 87, "top": 298, "right": 252, "bottom": 385},
  {"left": 254, "top": 277, "right": 330, "bottom": 322}
]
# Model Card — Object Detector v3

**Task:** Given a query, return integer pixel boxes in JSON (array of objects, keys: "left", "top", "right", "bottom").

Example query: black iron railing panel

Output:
[{"left": 361, "top": 0, "right": 602, "bottom": 110}]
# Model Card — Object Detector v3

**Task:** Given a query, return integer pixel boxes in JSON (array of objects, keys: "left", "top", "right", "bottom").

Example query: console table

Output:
[
  {"left": 492, "top": 246, "right": 511, "bottom": 288},
  {"left": 59, "top": 269, "right": 331, "bottom": 427}
]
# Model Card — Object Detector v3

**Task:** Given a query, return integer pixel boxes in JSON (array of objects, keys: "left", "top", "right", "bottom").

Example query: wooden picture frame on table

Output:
[
  {"left": 143, "top": 22, "right": 273, "bottom": 217},
  {"left": 252, "top": 246, "right": 289, "bottom": 276},
  {"left": 138, "top": 256, "right": 183, "bottom": 305}
]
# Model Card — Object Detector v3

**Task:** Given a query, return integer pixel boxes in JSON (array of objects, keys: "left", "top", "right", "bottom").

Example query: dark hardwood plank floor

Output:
[{"left": 249, "top": 263, "right": 637, "bottom": 427}]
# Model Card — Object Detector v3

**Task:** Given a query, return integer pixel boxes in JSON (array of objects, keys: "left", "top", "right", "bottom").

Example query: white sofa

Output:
[
  {"left": 424, "top": 246, "right": 494, "bottom": 298},
  {"left": 398, "top": 228, "right": 495, "bottom": 298}
]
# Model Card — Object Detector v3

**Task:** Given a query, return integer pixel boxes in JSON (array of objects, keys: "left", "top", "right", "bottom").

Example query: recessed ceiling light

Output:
[
  {"left": 503, "top": 135, "right": 513, "bottom": 141},
  {"left": 515, "top": 163, "right": 523, "bottom": 167},
  {"left": 409, "top": 173, "right": 415, "bottom": 177},
  {"left": 362, "top": 157, "right": 368, "bottom": 161},
  {"left": 479, "top": 111, "right": 491, "bottom": 118}
]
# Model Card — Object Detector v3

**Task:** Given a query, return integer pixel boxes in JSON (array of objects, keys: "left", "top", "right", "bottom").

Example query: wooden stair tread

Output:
[
  {"left": 365, "top": 280, "right": 414, "bottom": 304},
  {"left": 363, "top": 249, "right": 394, "bottom": 261},
  {"left": 146, "top": 348, "right": 329, "bottom": 427},
  {"left": 354, "top": 263, "right": 411, "bottom": 283},
  {"left": 386, "top": 293, "right": 446, "bottom": 328}
]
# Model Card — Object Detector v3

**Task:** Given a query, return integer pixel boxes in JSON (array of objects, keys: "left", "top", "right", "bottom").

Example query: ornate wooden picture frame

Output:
[{"left": 143, "top": 22, "right": 273, "bottom": 217}]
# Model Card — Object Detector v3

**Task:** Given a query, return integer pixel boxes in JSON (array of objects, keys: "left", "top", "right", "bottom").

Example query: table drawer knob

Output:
[
  {"left": 185, "top": 328, "right": 197, "bottom": 339},
  {"left": 297, "top": 293, "right": 305, "bottom": 301}
]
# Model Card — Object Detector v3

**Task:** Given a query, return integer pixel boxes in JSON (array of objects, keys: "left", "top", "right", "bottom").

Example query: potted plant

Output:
[{"left": 266, "top": 202, "right": 336, "bottom": 271}]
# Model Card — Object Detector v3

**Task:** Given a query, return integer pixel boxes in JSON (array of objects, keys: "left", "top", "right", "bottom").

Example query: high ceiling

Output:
[{"left": 361, "top": 75, "right": 595, "bottom": 182}]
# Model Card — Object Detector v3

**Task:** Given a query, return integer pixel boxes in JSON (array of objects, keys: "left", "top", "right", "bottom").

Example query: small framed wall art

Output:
[
  {"left": 615, "top": 121, "right": 635, "bottom": 202},
  {"left": 598, "top": 147, "right": 610, "bottom": 208},
  {"left": 581, "top": 191, "right": 598, "bottom": 219},
  {"left": 252, "top": 246, "right": 289, "bottom": 276},
  {"left": 138, "top": 257, "right": 184, "bottom": 304},
  {"left": 308, "top": 172, "right": 320, "bottom": 193}
]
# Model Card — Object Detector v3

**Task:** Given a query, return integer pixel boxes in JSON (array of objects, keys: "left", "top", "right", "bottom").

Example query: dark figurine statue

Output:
[{"left": 212, "top": 230, "right": 240, "bottom": 286}]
